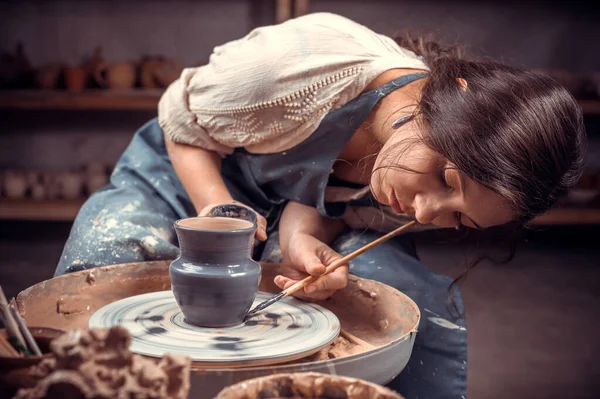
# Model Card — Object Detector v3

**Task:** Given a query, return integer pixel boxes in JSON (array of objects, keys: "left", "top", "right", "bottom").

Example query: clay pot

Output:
[
  {"left": 56, "top": 171, "right": 83, "bottom": 200},
  {"left": 82, "top": 162, "right": 109, "bottom": 195},
  {"left": 34, "top": 63, "right": 61, "bottom": 90},
  {"left": 0, "top": 43, "right": 33, "bottom": 89},
  {"left": 86, "top": 173, "right": 109, "bottom": 195},
  {"left": 170, "top": 216, "right": 261, "bottom": 327},
  {"left": 82, "top": 46, "right": 106, "bottom": 88},
  {"left": 140, "top": 56, "right": 182, "bottom": 88},
  {"left": 153, "top": 58, "right": 183, "bottom": 87},
  {"left": 42, "top": 172, "right": 60, "bottom": 200},
  {"left": 0, "top": 327, "right": 65, "bottom": 398},
  {"left": 96, "top": 62, "right": 136, "bottom": 90},
  {"left": 25, "top": 171, "right": 45, "bottom": 200},
  {"left": 30, "top": 183, "right": 45, "bottom": 200},
  {"left": 214, "top": 372, "right": 405, "bottom": 399},
  {"left": 139, "top": 57, "right": 163, "bottom": 89},
  {"left": 3, "top": 171, "right": 28, "bottom": 199},
  {"left": 64, "top": 66, "right": 86, "bottom": 93}
]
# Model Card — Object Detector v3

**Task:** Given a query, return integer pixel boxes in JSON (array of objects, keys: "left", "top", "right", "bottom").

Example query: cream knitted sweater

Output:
[{"left": 157, "top": 12, "right": 429, "bottom": 155}]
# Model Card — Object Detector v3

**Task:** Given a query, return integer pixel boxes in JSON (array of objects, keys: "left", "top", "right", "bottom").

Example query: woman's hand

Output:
[
  {"left": 198, "top": 201, "right": 268, "bottom": 241},
  {"left": 275, "top": 232, "right": 348, "bottom": 300}
]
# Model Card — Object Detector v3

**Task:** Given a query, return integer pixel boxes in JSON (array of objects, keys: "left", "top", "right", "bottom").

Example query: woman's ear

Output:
[{"left": 456, "top": 77, "right": 468, "bottom": 92}]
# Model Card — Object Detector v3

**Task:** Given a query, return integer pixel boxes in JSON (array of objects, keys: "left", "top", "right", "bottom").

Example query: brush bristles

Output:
[{"left": 246, "top": 292, "right": 285, "bottom": 316}]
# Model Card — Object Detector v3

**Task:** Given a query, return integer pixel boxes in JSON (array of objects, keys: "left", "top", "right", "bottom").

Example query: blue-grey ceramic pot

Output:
[{"left": 169, "top": 216, "right": 261, "bottom": 327}]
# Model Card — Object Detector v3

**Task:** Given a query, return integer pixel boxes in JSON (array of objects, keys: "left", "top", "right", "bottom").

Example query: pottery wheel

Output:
[{"left": 88, "top": 290, "right": 340, "bottom": 367}]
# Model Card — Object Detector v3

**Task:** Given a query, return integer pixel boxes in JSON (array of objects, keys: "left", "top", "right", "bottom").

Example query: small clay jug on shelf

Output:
[
  {"left": 170, "top": 215, "right": 261, "bottom": 328},
  {"left": 34, "top": 63, "right": 62, "bottom": 90},
  {"left": 95, "top": 61, "right": 136, "bottom": 90},
  {"left": 64, "top": 66, "right": 86, "bottom": 93}
]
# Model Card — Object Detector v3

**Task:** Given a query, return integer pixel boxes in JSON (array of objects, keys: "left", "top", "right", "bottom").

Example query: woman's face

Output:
[{"left": 370, "top": 127, "right": 516, "bottom": 229}]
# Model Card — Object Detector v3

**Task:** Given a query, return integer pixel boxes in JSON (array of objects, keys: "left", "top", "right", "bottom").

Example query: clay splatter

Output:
[
  {"left": 61, "top": 200, "right": 179, "bottom": 273},
  {"left": 149, "top": 226, "right": 173, "bottom": 242},
  {"left": 428, "top": 317, "right": 466, "bottom": 331},
  {"left": 147, "top": 326, "right": 167, "bottom": 335},
  {"left": 121, "top": 200, "right": 141, "bottom": 213},
  {"left": 141, "top": 236, "right": 159, "bottom": 254},
  {"left": 213, "top": 343, "right": 239, "bottom": 351},
  {"left": 214, "top": 336, "right": 242, "bottom": 342}
]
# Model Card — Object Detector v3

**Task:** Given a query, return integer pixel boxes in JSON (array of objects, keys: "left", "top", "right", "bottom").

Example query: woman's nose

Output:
[
  {"left": 414, "top": 196, "right": 440, "bottom": 225},
  {"left": 414, "top": 195, "right": 455, "bottom": 226}
]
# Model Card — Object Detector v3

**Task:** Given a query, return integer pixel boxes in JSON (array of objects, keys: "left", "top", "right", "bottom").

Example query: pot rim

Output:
[{"left": 174, "top": 216, "right": 257, "bottom": 235}]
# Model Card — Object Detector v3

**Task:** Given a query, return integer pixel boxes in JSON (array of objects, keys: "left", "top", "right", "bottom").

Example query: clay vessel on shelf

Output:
[
  {"left": 57, "top": 171, "right": 83, "bottom": 200},
  {"left": 96, "top": 62, "right": 136, "bottom": 90},
  {"left": 0, "top": 43, "right": 33, "bottom": 89},
  {"left": 3, "top": 171, "right": 27, "bottom": 199},
  {"left": 153, "top": 58, "right": 183, "bottom": 88},
  {"left": 82, "top": 46, "right": 105, "bottom": 88},
  {"left": 170, "top": 216, "right": 261, "bottom": 328},
  {"left": 64, "top": 66, "right": 86, "bottom": 93},
  {"left": 35, "top": 63, "right": 61, "bottom": 90}
]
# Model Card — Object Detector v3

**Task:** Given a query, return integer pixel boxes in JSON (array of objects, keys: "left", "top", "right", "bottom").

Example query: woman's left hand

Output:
[{"left": 275, "top": 232, "right": 348, "bottom": 301}]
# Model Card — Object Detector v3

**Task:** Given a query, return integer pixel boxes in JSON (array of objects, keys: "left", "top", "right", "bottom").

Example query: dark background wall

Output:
[
  {"left": 1, "top": 0, "right": 598, "bottom": 172},
  {"left": 1, "top": 2, "right": 599, "bottom": 398}
]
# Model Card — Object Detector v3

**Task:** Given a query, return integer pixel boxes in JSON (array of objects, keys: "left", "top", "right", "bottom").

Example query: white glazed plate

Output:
[{"left": 89, "top": 290, "right": 340, "bottom": 367}]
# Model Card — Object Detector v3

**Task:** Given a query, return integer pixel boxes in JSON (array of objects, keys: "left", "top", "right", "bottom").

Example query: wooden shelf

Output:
[
  {"left": 579, "top": 100, "right": 600, "bottom": 115},
  {"left": 0, "top": 89, "right": 163, "bottom": 111},
  {"left": 0, "top": 199, "right": 86, "bottom": 221},
  {"left": 0, "top": 90, "right": 599, "bottom": 114},
  {"left": 530, "top": 207, "right": 600, "bottom": 225}
]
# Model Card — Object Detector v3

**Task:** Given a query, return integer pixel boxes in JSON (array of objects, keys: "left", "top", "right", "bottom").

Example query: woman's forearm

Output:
[
  {"left": 164, "top": 134, "right": 233, "bottom": 213},
  {"left": 279, "top": 201, "right": 346, "bottom": 254}
]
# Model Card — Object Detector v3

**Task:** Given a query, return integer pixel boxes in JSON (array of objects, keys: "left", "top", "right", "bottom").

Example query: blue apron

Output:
[{"left": 56, "top": 73, "right": 467, "bottom": 398}]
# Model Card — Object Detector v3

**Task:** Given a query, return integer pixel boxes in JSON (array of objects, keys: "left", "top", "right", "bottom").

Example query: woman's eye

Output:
[
  {"left": 441, "top": 169, "right": 451, "bottom": 188},
  {"left": 455, "top": 212, "right": 463, "bottom": 227}
]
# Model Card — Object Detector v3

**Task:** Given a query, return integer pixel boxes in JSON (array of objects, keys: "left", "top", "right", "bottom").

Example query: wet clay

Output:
[
  {"left": 16, "top": 261, "right": 419, "bottom": 366},
  {"left": 293, "top": 335, "right": 366, "bottom": 363},
  {"left": 207, "top": 204, "right": 259, "bottom": 225},
  {"left": 176, "top": 217, "right": 254, "bottom": 231},
  {"left": 13, "top": 326, "right": 191, "bottom": 399},
  {"left": 215, "top": 372, "right": 404, "bottom": 399}
]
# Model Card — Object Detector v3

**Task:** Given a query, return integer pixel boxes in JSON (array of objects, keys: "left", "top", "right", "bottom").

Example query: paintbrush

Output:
[
  {"left": 10, "top": 303, "right": 42, "bottom": 356},
  {"left": 0, "top": 333, "right": 19, "bottom": 357},
  {"left": 247, "top": 221, "right": 417, "bottom": 316},
  {"left": 0, "top": 285, "right": 30, "bottom": 356}
]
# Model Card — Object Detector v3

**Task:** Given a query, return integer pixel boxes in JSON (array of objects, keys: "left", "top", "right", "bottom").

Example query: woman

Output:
[{"left": 55, "top": 12, "right": 585, "bottom": 398}]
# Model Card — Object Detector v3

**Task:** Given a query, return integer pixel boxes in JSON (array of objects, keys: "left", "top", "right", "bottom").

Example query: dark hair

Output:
[
  {"left": 394, "top": 33, "right": 587, "bottom": 222},
  {"left": 391, "top": 33, "right": 587, "bottom": 319}
]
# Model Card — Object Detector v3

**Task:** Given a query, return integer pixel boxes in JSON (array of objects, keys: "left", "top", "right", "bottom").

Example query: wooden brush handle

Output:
[
  {"left": 0, "top": 334, "right": 19, "bottom": 357},
  {"left": 283, "top": 221, "right": 417, "bottom": 297},
  {"left": 0, "top": 286, "right": 28, "bottom": 354}
]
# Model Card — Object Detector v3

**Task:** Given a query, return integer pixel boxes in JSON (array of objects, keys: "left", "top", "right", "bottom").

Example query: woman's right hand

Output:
[
  {"left": 198, "top": 201, "right": 268, "bottom": 241},
  {"left": 275, "top": 232, "right": 349, "bottom": 301}
]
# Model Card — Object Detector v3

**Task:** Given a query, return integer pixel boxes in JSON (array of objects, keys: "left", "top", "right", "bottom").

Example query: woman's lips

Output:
[
  {"left": 389, "top": 190, "right": 411, "bottom": 214},
  {"left": 389, "top": 191, "right": 403, "bottom": 214}
]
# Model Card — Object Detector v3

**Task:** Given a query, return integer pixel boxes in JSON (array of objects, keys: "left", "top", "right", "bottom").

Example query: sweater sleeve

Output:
[{"left": 157, "top": 12, "right": 428, "bottom": 155}]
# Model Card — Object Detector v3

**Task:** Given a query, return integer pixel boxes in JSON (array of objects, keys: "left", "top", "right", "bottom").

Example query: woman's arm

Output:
[
  {"left": 276, "top": 201, "right": 348, "bottom": 300},
  {"left": 164, "top": 135, "right": 233, "bottom": 210},
  {"left": 279, "top": 201, "right": 346, "bottom": 249},
  {"left": 164, "top": 135, "right": 267, "bottom": 240}
]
